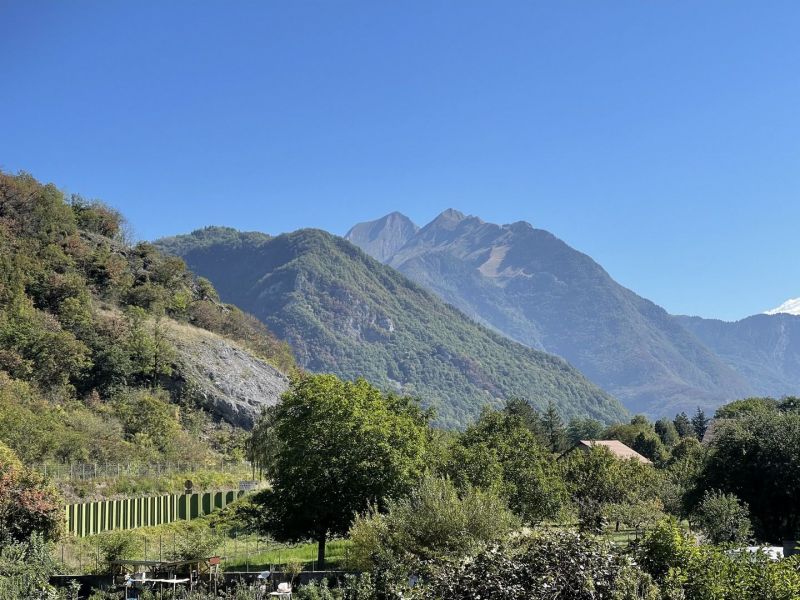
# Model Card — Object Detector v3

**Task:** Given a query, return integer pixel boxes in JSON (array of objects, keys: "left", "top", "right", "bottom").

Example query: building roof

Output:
[{"left": 575, "top": 440, "right": 652, "bottom": 464}]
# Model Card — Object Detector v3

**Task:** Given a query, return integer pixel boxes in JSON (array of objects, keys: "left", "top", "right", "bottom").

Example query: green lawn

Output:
[{"left": 222, "top": 538, "right": 352, "bottom": 572}]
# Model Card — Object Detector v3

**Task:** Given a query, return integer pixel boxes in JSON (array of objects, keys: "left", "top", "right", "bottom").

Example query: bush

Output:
[
  {"left": 637, "top": 518, "right": 697, "bottom": 581},
  {"left": 692, "top": 490, "right": 752, "bottom": 545},
  {"left": 422, "top": 530, "right": 659, "bottom": 600},
  {"left": 0, "top": 441, "right": 62, "bottom": 543},
  {"left": 348, "top": 476, "right": 519, "bottom": 570}
]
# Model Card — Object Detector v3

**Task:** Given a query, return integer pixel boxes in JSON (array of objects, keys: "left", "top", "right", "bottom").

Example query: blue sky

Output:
[{"left": 1, "top": 1, "right": 799, "bottom": 321}]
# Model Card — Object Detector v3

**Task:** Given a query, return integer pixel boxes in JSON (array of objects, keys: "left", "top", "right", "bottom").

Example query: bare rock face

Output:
[{"left": 167, "top": 322, "right": 289, "bottom": 428}]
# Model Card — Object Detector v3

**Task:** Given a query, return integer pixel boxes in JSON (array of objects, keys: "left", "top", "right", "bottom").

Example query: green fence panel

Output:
[{"left": 66, "top": 489, "right": 248, "bottom": 537}]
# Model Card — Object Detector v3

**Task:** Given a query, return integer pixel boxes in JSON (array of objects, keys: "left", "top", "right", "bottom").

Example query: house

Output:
[{"left": 561, "top": 440, "right": 652, "bottom": 464}]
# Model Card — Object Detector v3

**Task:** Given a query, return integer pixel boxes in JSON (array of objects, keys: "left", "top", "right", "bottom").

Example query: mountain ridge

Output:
[
  {"left": 346, "top": 210, "right": 753, "bottom": 416},
  {"left": 156, "top": 226, "right": 629, "bottom": 428}
]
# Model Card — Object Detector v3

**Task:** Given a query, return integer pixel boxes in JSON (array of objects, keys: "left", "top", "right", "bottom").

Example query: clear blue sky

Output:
[{"left": 2, "top": 1, "right": 798, "bottom": 321}]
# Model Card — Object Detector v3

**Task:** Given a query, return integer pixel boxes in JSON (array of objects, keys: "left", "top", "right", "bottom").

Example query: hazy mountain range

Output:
[
  {"left": 154, "top": 209, "right": 799, "bottom": 423},
  {"left": 346, "top": 210, "right": 800, "bottom": 415},
  {"left": 156, "top": 227, "right": 627, "bottom": 428}
]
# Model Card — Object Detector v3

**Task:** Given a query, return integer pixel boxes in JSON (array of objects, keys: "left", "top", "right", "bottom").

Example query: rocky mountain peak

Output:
[{"left": 345, "top": 212, "right": 419, "bottom": 263}]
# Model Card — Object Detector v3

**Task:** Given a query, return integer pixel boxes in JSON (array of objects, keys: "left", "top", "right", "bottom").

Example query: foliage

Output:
[
  {"left": 444, "top": 405, "right": 566, "bottom": 524},
  {"left": 251, "top": 374, "right": 430, "bottom": 566},
  {"left": 714, "top": 397, "right": 780, "bottom": 419},
  {"left": 95, "top": 531, "right": 142, "bottom": 574},
  {"left": 562, "top": 446, "right": 659, "bottom": 532},
  {"left": 0, "top": 442, "right": 62, "bottom": 543},
  {"left": 0, "top": 170, "right": 293, "bottom": 475},
  {"left": 637, "top": 518, "right": 698, "bottom": 581},
  {"left": 654, "top": 418, "right": 679, "bottom": 448},
  {"left": 673, "top": 412, "right": 695, "bottom": 439},
  {"left": 692, "top": 490, "right": 752, "bottom": 545},
  {"left": 604, "top": 416, "right": 668, "bottom": 463},
  {"left": 421, "top": 530, "right": 659, "bottom": 600},
  {"left": 347, "top": 475, "right": 518, "bottom": 570},
  {"left": 699, "top": 409, "right": 800, "bottom": 541},
  {"left": 167, "top": 521, "right": 224, "bottom": 561},
  {"left": 691, "top": 408, "right": 710, "bottom": 440},
  {"left": 670, "top": 547, "right": 800, "bottom": 600},
  {"left": 567, "top": 416, "right": 605, "bottom": 445},
  {"left": 0, "top": 533, "right": 61, "bottom": 599}
]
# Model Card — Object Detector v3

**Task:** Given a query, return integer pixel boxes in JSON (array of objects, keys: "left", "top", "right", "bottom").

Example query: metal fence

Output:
[
  {"left": 32, "top": 460, "right": 252, "bottom": 482},
  {"left": 55, "top": 533, "right": 351, "bottom": 576}
]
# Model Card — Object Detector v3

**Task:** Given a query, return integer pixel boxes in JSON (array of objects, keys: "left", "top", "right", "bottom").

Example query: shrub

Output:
[
  {"left": 692, "top": 490, "right": 752, "bottom": 545},
  {"left": 422, "top": 530, "right": 658, "bottom": 600},
  {"left": 348, "top": 476, "right": 519, "bottom": 570}
]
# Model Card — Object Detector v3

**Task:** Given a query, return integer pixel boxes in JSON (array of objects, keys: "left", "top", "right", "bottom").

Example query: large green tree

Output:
[
  {"left": 250, "top": 374, "right": 430, "bottom": 567},
  {"left": 445, "top": 405, "right": 566, "bottom": 524},
  {"left": 699, "top": 409, "right": 800, "bottom": 541},
  {"left": 562, "top": 445, "right": 659, "bottom": 531}
]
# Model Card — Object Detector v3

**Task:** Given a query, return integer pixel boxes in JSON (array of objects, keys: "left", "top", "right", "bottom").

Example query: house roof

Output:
[{"left": 576, "top": 440, "right": 652, "bottom": 464}]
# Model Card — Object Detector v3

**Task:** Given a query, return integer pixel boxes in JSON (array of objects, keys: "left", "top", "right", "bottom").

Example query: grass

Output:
[{"left": 223, "top": 538, "right": 352, "bottom": 572}]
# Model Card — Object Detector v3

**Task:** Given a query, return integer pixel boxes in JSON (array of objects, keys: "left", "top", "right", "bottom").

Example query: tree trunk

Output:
[{"left": 317, "top": 531, "right": 326, "bottom": 570}]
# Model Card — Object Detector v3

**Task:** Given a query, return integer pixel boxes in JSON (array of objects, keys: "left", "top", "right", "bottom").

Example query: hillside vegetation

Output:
[
  {"left": 157, "top": 226, "right": 628, "bottom": 428},
  {"left": 0, "top": 171, "right": 292, "bottom": 465}
]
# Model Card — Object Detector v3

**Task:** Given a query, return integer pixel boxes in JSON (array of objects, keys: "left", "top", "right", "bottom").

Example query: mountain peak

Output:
[
  {"left": 345, "top": 212, "right": 419, "bottom": 263},
  {"left": 765, "top": 298, "right": 800, "bottom": 316},
  {"left": 437, "top": 208, "right": 466, "bottom": 221}
]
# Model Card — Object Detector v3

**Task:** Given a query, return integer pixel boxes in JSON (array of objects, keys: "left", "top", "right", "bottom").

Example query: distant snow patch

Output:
[{"left": 765, "top": 298, "right": 800, "bottom": 316}]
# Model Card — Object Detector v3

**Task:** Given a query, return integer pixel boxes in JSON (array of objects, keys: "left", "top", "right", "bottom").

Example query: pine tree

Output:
[
  {"left": 691, "top": 407, "right": 710, "bottom": 440},
  {"left": 542, "top": 400, "right": 567, "bottom": 452},
  {"left": 673, "top": 412, "right": 695, "bottom": 439}
]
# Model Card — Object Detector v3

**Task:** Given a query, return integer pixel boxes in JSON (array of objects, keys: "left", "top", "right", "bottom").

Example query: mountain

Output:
[
  {"left": 674, "top": 313, "right": 800, "bottom": 399},
  {"left": 346, "top": 210, "right": 752, "bottom": 416},
  {"left": 156, "top": 226, "right": 629, "bottom": 428},
  {"left": 765, "top": 298, "right": 800, "bottom": 316},
  {"left": 345, "top": 211, "right": 419, "bottom": 263}
]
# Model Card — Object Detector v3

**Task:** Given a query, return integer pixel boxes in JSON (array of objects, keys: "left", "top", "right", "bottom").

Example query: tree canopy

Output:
[{"left": 250, "top": 374, "right": 430, "bottom": 566}]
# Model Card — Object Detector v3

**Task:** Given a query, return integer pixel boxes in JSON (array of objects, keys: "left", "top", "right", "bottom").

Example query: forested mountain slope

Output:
[
  {"left": 347, "top": 210, "right": 752, "bottom": 416},
  {"left": 157, "top": 227, "right": 628, "bottom": 428}
]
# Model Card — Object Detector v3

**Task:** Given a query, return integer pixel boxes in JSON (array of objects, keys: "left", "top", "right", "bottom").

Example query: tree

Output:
[
  {"left": 562, "top": 446, "right": 658, "bottom": 531},
  {"left": 698, "top": 410, "right": 800, "bottom": 541},
  {"left": 673, "top": 412, "right": 695, "bottom": 439},
  {"left": 0, "top": 534, "right": 61, "bottom": 599},
  {"left": 503, "top": 397, "right": 546, "bottom": 441},
  {"left": 542, "top": 400, "right": 567, "bottom": 452},
  {"left": 714, "top": 397, "right": 778, "bottom": 419},
  {"left": 125, "top": 307, "right": 175, "bottom": 385},
  {"left": 632, "top": 431, "right": 668, "bottom": 464},
  {"left": 692, "top": 490, "right": 752, "bottom": 545},
  {"left": 654, "top": 418, "right": 679, "bottom": 447},
  {"left": 446, "top": 407, "right": 566, "bottom": 524},
  {"left": 567, "top": 417, "right": 604, "bottom": 445},
  {"left": 250, "top": 374, "right": 429, "bottom": 567},
  {"left": 691, "top": 407, "right": 710, "bottom": 441}
]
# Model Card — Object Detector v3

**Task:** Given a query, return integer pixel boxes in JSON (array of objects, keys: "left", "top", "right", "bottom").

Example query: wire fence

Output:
[
  {"left": 55, "top": 532, "right": 351, "bottom": 576},
  {"left": 32, "top": 460, "right": 253, "bottom": 482}
]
